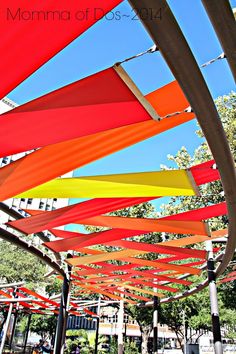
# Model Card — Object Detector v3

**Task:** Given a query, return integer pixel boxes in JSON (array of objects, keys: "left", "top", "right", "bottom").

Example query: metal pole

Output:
[
  {"left": 182, "top": 310, "right": 187, "bottom": 354},
  {"left": 0, "top": 303, "right": 14, "bottom": 354},
  {"left": 53, "top": 255, "right": 72, "bottom": 354},
  {"left": 153, "top": 295, "right": 159, "bottom": 354},
  {"left": 9, "top": 287, "right": 18, "bottom": 351},
  {"left": 0, "top": 282, "right": 24, "bottom": 289},
  {"left": 124, "top": 322, "right": 127, "bottom": 344},
  {"left": 117, "top": 295, "right": 124, "bottom": 354},
  {"left": 206, "top": 241, "right": 223, "bottom": 354},
  {"left": 23, "top": 313, "right": 32, "bottom": 353},
  {"left": 94, "top": 296, "right": 101, "bottom": 354},
  {"left": 9, "top": 307, "right": 18, "bottom": 351}
]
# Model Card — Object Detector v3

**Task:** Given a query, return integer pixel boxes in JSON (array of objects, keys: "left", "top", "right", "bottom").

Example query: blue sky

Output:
[{"left": 7, "top": 0, "right": 236, "bottom": 215}]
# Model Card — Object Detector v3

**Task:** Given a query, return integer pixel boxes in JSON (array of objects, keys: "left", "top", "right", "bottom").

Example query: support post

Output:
[
  {"left": 94, "top": 296, "right": 101, "bottom": 354},
  {"left": 9, "top": 287, "right": 18, "bottom": 351},
  {"left": 0, "top": 303, "right": 14, "bottom": 354},
  {"left": 153, "top": 295, "right": 159, "bottom": 354},
  {"left": 182, "top": 309, "right": 187, "bottom": 354},
  {"left": 53, "top": 255, "right": 72, "bottom": 354},
  {"left": 9, "top": 307, "right": 18, "bottom": 351},
  {"left": 206, "top": 241, "right": 223, "bottom": 354},
  {"left": 117, "top": 295, "right": 124, "bottom": 354},
  {"left": 23, "top": 313, "right": 32, "bottom": 353}
]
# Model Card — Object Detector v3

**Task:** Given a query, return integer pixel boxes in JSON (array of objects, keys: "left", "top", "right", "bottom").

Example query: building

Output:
[{"left": 0, "top": 97, "right": 70, "bottom": 227}]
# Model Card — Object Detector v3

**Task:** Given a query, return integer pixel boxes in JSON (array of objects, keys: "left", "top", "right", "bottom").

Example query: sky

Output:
[{"left": 7, "top": 0, "right": 236, "bottom": 216}]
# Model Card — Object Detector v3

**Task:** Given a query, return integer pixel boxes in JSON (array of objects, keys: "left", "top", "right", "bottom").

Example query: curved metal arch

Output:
[
  {"left": 0, "top": 202, "right": 61, "bottom": 263},
  {"left": 142, "top": 253, "right": 224, "bottom": 306},
  {"left": 201, "top": 0, "right": 236, "bottom": 82},
  {"left": 0, "top": 227, "right": 65, "bottom": 277},
  {"left": 128, "top": 0, "right": 236, "bottom": 306},
  {"left": 129, "top": 0, "right": 236, "bottom": 278}
]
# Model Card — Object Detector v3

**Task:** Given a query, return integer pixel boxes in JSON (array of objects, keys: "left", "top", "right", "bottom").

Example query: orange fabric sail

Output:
[
  {"left": 0, "top": 81, "right": 194, "bottom": 201},
  {"left": 8, "top": 197, "right": 154, "bottom": 234},
  {"left": 73, "top": 216, "right": 208, "bottom": 235}
]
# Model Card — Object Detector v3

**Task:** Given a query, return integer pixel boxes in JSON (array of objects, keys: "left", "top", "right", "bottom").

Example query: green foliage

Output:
[
  {"left": 65, "top": 330, "right": 108, "bottom": 354},
  {"left": 45, "top": 277, "right": 63, "bottom": 296},
  {"left": 20, "top": 314, "right": 57, "bottom": 340},
  {"left": 158, "top": 91, "right": 236, "bottom": 342},
  {"left": 0, "top": 241, "right": 46, "bottom": 286},
  {"left": 109, "top": 337, "right": 139, "bottom": 354}
]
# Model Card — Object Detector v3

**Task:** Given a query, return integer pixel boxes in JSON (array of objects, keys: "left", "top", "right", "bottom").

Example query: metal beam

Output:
[
  {"left": 0, "top": 298, "right": 45, "bottom": 303},
  {"left": 206, "top": 241, "right": 223, "bottom": 354},
  {"left": 140, "top": 253, "right": 224, "bottom": 307},
  {"left": 94, "top": 296, "right": 101, "bottom": 354},
  {"left": 201, "top": 0, "right": 236, "bottom": 82},
  {"left": 0, "top": 303, "right": 14, "bottom": 354},
  {"left": 53, "top": 256, "right": 72, "bottom": 354},
  {"left": 128, "top": 0, "right": 236, "bottom": 283},
  {"left": 0, "top": 282, "right": 24, "bottom": 289},
  {"left": 0, "top": 202, "right": 62, "bottom": 262},
  {"left": 153, "top": 295, "right": 159, "bottom": 354},
  {"left": 23, "top": 314, "right": 32, "bottom": 354}
]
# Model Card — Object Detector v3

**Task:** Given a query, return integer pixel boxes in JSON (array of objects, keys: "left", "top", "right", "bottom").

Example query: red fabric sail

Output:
[
  {"left": 8, "top": 197, "right": 154, "bottom": 234},
  {"left": 50, "top": 229, "right": 87, "bottom": 239},
  {"left": 44, "top": 228, "right": 145, "bottom": 253},
  {"left": 9, "top": 200, "right": 226, "bottom": 235},
  {"left": 19, "top": 287, "right": 59, "bottom": 307},
  {"left": 44, "top": 233, "right": 207, "bottom": 258},
  {"left": 105, "top": 240, "right": 207, "bottom": 259},
  {"left": 0, "top": 81, "right": 193, "bottom": 201},
  {"left": 160, "top": 202, "right": 227, "bottom": 221},
  {"left": 0, "top": 68, "right": 152, "bottom": 156},
  {"left": 124, "top": 270, "right": 192, "bottom": 285},
  {"left": 0, "top": 0, "right": 122, "bottom": 99},
  {"left": 190, "top": 160, "right": 220, "bottom": 185}
]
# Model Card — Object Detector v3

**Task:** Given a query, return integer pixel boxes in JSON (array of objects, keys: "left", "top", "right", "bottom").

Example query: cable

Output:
[
  {"left": 201, "top": 53, "right": 226, "bottom": 68},
  {"left": 115, "top": 45, "right": 158, "bottom": 66}
]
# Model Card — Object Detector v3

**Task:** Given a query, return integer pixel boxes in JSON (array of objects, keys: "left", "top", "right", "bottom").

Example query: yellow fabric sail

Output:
[{"left": 15, "top": 170, "right": 198, "bottom": 198}]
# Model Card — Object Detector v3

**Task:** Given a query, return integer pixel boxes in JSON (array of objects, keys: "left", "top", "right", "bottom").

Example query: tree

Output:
[
  {"left": 0, "top": 241, "right": 47, "bottom": 331},
  {"left": 0, "top": 241, "right": 46, "bottom": 285},
  {"left": 159, "top": 91, "right": 236, "bottom": 346},
  {"left": 78, "top": 92, "right": 236, "bottom": 353},
  {"left": 125, "top": 305, "right": 153, "bottom": 353},
  {"left": 19, "top": 314, "right": 57, "bottom": 341}
]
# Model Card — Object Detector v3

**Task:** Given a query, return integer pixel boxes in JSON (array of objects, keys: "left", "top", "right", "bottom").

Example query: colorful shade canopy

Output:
[
  {"left": 0, "top": 286, "right": 94, "bottom": 316},
  {"left": 9, "top": 199, "right": 226, "bottom": 235},
  {"left": 44, "top": 230, "right": 207, "bottom": 255},
  {"left": 73, "top": 217, "right": 208, "bottom": 235},
  {"left": 190, "top": 160, "right": 220, "bottom": 185},
  {"left": 74, "top": 284, "right": 137, "bottom": 303},
  {"left": 0, "top": 67, "right": 157, "bottom": 156},
  {"left": 0, "top": 82, "right": 194, "bottom": 201},
  {"left": 0, "top": 0, "right": 229, "bottom": 306},
  {"left": 43, "top": 219, "right": 208, "bottom": 252},
  {"left": 8, "top": 197, "right": 154, "bottom": 234},
  {"left": 66, "top": 249, "right": 201, "bottom": 275},
  {"left": 160, "top": 202, "right": 227, "bottom": 221},
  {"left": 13, "top": 159, "right": 219, "bottom": 199},
  {"left": 15, "top": 170, "right": 198, "bottom": 198},
  {"left": 0, "top": 0, "right": 122, "bottom": 99},
  {"left": 76, "top": 266, "right": 192, "bottom": 285}
]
